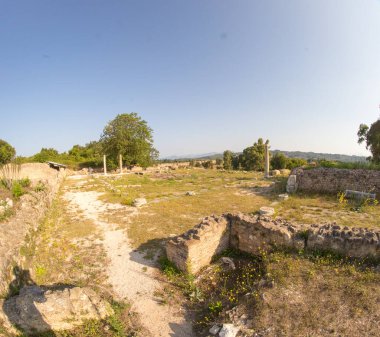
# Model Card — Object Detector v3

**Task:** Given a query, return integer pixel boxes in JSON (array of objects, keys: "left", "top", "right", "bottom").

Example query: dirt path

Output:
[{"left": 64, "top": 176, "right": 193, "bottom": 337}]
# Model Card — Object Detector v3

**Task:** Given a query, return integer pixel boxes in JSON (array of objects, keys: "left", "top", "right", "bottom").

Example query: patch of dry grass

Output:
[
  {"left": 93, "top": 169, "right": 379, "bottom": 256},
  {"left": 254, "top": 251, "right": 380, "bottom": 337},
  {"left": 95, "top": 169, "right": 273, "bottom": 254},
  {"left": 19, "top": 190, "right": 107, "bottom": 289},
  {"left": 275, "top": 193, "right": 380, "bottom": 228},
  {"left": 175, "top": 249, "right": 380, "bottom": 337}
]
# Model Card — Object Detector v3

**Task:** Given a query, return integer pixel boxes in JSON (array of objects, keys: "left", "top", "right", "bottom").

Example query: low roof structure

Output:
[{"left": 46, "top": 161, "right": 67, "bottom": 170}]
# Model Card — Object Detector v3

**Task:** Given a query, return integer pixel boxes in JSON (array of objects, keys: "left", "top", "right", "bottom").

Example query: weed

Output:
[
  {"left": 19, "top": 177, "right": 31, "bottom": 188},
  {"left": 159, "top": 257, "right": 180, "bottom": 278},
  {"left": 34, "top": 181, "right": 46, "bottom": 192},
  {"left": 35, "top": 265, "right": 47, "bottom": 280},
  {"left": 208, "top": 300, "right": 223, "bottom": 314},
  {"left": 11, "top": 181, "right": 24, "bottom": 198}
]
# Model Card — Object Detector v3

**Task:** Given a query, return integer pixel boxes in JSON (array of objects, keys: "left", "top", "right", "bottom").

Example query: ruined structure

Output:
[
  {"left": 287, "top": 167, "right": 380, "bottom": 196},
  {"left": 166, "top": 213, "right": 380, "bottom": 273},
  {"left": 0, "top": 163, "right": 67, "bottom": 293}
]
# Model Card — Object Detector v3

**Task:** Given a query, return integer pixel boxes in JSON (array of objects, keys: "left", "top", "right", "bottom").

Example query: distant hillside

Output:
[
  {"left": 162, "top": 150, "right": 367, "bottom": 163},
  {"left": 161, "top": 152, "right": 220, "bottom": 161},
  {"left": 271, "top": 150, "right": 367, "bottom": 163}
]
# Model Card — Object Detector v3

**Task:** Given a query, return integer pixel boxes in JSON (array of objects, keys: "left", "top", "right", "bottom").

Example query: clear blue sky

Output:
[{"left": 1, "top": 0, "right": 380, "bottom": 158}]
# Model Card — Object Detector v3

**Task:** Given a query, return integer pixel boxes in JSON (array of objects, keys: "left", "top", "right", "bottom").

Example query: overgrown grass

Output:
[
  {"left": 163, "top": 248, "right": 380, "bottom": 337},
  {"left": 274, "top": 192, "right": 380, "bottom": 228},
  {"left": 19, "top": 189, "right": 105, "bottom": 288}
]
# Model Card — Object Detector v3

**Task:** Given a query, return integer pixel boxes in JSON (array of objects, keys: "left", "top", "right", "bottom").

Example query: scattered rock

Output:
[
  {"left": 271, "top": 170, "right": 281, "bottom": 176},
  {"left": 259, "top": 207, "right": 275, "bottom": 216},
  {"left": 5, "top": 198, "right": 13, "bottom": 208},
  {"left": 133, "top": 198, "right": 147, "bottom": 207},
  {"left": 209, "top": 324, "right": 221, "bottom": 335},
  {"left": 219, "top": 324, "right": 239, "bottom": 337},
  {"left": 221, "top": 257, "right": 236, "bottom": 270},
  {"left": 280, "top": 169, "right": 291, "bottom": 176},
  {"left": 278, "top": 193, "right": 289, "bottom": 200},
  {"left": 1, "top": 285, "right": 113, "bottom": 334},
  {"left": 186, "top": 191, "right": 196, "bottom": 196}
]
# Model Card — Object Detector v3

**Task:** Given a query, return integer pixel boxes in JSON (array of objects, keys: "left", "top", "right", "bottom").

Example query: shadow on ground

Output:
[
  {"left": 130, "top": 238, "right": 166, "bottom": 267},
  {"left": 1, "top": 266, "right": 78, "bottom": 337}
]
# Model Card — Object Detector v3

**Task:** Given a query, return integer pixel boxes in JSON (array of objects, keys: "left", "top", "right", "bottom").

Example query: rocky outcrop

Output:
[
  {"left": 0, "top": 285, "right": 113, "bottom": 334},
  {"left": 166, "top": 213, "right": 380, "bottom": 273},
  {"left": 289, "top": 167, "right": 380, "bottom": 196}
]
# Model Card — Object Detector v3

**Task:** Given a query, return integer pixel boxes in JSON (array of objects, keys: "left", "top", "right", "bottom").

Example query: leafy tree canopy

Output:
[
  {"left": 0, "top": 139, "right": 16, "bottom": 165},
  {"left": 100, "top": 113, "right": 159, "bottom": 167},
  {"left": 33, "top": 148, "right": 59, "bottom": 163},
  {"left": 241, "top": 138, "right": 269, "bottom": 171},
  {"left": 358, "top": 119, "right": 380, "bottom": 163},
  {"left": 223, "top": 150, "right": 233, "bottom": 170},
  {"left": 271, "top": 152, "right": 287, "bottom": 170}
]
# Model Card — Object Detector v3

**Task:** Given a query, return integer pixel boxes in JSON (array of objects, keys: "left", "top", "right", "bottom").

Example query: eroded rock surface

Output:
[{"left": 1, "top": 285, "right": 113, "bottom": 334}]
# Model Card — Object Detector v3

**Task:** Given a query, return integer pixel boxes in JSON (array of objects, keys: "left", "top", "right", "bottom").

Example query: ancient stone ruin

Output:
[
  {"left": 287, "top": 167, "right": 380, "bottom": 196},
  {"left": 166, "top": 213, "right": 380, "bottom": 273}
]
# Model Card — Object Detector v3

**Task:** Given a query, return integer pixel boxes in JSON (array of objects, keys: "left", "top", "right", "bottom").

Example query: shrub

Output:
[
  {"left": 271, "top": 153, "right": 287, "bottom": 170},
  {"left": 12, "top": 182, "right": 24, "bottom": 198},
  {"left": 19, "top": 177, "right": 31, "bottom": 188},
  {"left": 34, "top": 181, "right": 46, "bottom": 192},
  {"left": 0, "top": 139, "right": 16, "bottom": 165},
  {"left": 159, "top": 257, "right": 180, "bottom": 278}
]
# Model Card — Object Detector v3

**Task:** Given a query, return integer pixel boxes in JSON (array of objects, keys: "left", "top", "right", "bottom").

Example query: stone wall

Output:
[
  {"left": 166, "top": 213, "right": 380, "bottom": 273},
  {"left": 166, "top": 215, "right": 230, "bottom": 273},
  {"left": 289, "top": 167, "right": 380, "bottom": 196},
  {"left": 0, "top": 164, "right": 66, "bottom": 293}
]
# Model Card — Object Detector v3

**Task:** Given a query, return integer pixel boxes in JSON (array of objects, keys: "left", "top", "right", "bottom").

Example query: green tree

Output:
[
  {"left": 223, "top": 150, "right": 233, "bottom": 170},
  {"left": 286, "top": 157, "right": 307, "bottom": 169},
  {"left": 100, "top": 113, "right": 159, "bottom": 167},
  {"left": 215, "top": 158, "right": 223, "bottom": 166},
  {"left": 271, "top": 152, "right": 287, "bottom": 170},
  {"left": 0, "top": 139, "right": 16, "bottom": 165},
  {"left": 358, "top": 120, "right": 380, "bottom": 163},
  {"left": 33, "top": 148, "right": 59, "bottom": 162},
  {"left": 241, "top": 138, "right": 269, "bottom": 171}
]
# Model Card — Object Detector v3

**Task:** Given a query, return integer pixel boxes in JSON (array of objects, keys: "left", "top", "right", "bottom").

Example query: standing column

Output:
[
  {"left": 119, "top": 154, "right": 123, "bottom": 174},
  {"left": 264, "top": 143, "right": 270, "bottom": 178},
  {"left": 103, "top": 155, "right": 107, "bottom": 175}
]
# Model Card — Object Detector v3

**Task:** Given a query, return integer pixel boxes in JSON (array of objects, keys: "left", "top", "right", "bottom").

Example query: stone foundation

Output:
[
  {"left": 288, "top": 167, "right": 380, "bottom": 196},
  {"left": 166, "top": 213, "right": 380, "bottom": 273},
  {"left": 166, "top": 215, "right": 230, "bottom": 273}
]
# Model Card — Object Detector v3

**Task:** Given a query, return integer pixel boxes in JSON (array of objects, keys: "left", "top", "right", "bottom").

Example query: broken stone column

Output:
[
  {"left": 103, "top": 155, "right": 107, "bottom": 175},
  {"left": 264, "top": 143, "right": 270, "bottom": 178},
  {"left": 119, "top": 154, "right": 123, "bottom": 174}
]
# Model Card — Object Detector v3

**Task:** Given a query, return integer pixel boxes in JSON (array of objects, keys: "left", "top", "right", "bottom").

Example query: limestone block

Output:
[
  {"left": 1, "top": 286, "right": 113, "bottom": 334},
  {"left": 259, "top": 206, "right": 275, "bottom": 216},
  {"left": 286, "top": 175, "right": 297, "bottom": 193},
  {"left": 133, "top": 198, "right": 147, "bottom": 207},
  {"left": 219, "top": 324, "right": 239, "bottom": 337}
]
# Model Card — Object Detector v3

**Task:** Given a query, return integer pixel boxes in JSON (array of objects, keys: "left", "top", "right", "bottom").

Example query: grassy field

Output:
[
  {"left": 92, "top": 167, "right": 380, "bottom": 336},
  {"left": 3, "top": 168, "right": 379, "bottom": 336},
  {"left": 88, "top": 168, "right": 380, "bottom": 257}
]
